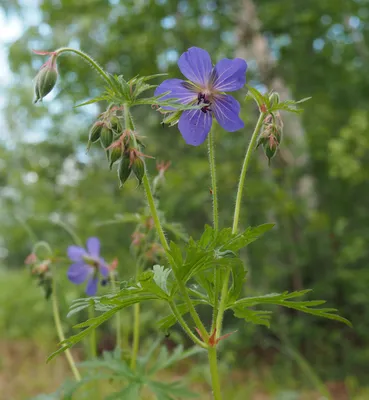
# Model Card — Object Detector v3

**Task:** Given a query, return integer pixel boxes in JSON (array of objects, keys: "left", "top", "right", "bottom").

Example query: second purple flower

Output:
[
  {"left": 67, "top": 237, "right": 109, "bottom": 296},
  {"left": 155, "top": 47, "right": 247, "bottom": 146}
]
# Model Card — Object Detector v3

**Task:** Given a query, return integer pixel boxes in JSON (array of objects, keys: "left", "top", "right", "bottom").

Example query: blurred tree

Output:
[{"left": 1, "top": 0, "right": 369, "bottom": 381}]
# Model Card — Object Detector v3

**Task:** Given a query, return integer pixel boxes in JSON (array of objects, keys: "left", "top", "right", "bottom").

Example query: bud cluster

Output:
[
  {"left": 25, "top": 253, "right": 53, "bottom": 299},
  {"left": 87, "top": 107, "right": 153, "bottom": 187},
  {"left": 257, "top": 111, "right": 284, "bottom": 165}
]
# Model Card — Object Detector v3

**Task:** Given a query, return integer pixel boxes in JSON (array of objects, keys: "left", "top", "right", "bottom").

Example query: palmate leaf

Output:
[
  {"left": 77, "top": 341, "right": 199, "bottom": 400},
  {"left": 152, "top": 264, "right": 171, "bottom": 295},
  {"left": 232, "top": 307, "right": 273, "bottom": 327},
  {"left": 105, "top": 384, "right": 142, "bottom": 400},
  {"left": 245, "top": 84, "right": 269, "bottom": 108},
  {"left": 230, "top": 290, "right": 352, "bottom": 327},
  {"left": 169, "top": 224, "right": 273, "bottom": 287},
  {"left": 147, "top": 380, "right": 199, "bottom": 399}
]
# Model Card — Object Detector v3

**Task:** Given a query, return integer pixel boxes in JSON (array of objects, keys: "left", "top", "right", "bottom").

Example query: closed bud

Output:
[
  {"left": 89, "top": 121, "right": 104, "bottom": 143},
  {"left": 118, "top": 154, "right": 132, "bottom": 187},
  {"left": 100, "top": 126, "right": 114, "bottom": 149},
  {"left": 132, "top": 156, "right": 145, "bottom": 185},
  {"left": 269, "top": 92, "right": 280, "bottom": 107},
  {"left": 34, "top": 55, "right": 58, "bottom": 103},
  {"left": 109, "top": 144, "right": 123, "bottom": 170},
  {"left": 263, "top": 135, "right": 279, "bottom": 166},
  {"left": 110, "top": 116, "right": 123, "bottom": 133}
]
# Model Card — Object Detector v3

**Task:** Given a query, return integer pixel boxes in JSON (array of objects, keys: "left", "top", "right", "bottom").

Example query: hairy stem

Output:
[
  {"left": 169, "top": 301, "right": 207, "bottom": 348},
  {"left": 208, "top": 346, "right": 222, "bottom": 400},
  {"left": 208, "top": 128, "right": 220, "bottom": 332},
  {"left": 130, "top": 302, "right": 140, "bottom": 370},
  {"left": 142, "top": 173, "right": 209, "bottom": 342},
  {"left": 110, "top": 272, "right": 122, "bottom": 350},
  {"left": 55, "top": 47, "right": 113, "bottom": 89},
  {"left": 88, "top": 306, "right": 97, "bottom": 358},
  {"left": 232, "top": 111, "right": 265, "bottom": 234},
  {"left": 208, "top": 128, "right": 219, "bottom": 231},
  {"left": 215, "top": 112, "right": 265, "bottom": 337},
  {"left": 51, "top": 274, "right": 81, "bottom": 381}
]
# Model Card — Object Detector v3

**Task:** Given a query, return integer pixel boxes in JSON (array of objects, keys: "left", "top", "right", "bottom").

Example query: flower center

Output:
[
  {"left": 197, "top": 92, "right": 212, "bottom": 114},
  {"left": 83, "top": 255, "right": 99, "bottom": 268}
]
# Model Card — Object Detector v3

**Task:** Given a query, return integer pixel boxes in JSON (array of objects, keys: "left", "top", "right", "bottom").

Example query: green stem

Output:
[
  {"left": 215, "top": 112, "right": 265, "bottom": 337},
  {"left": 232, "top": 112, "right": 265, "bottom": 234},
  {"left": 55, "top": 47, "right": 113, "bottom": 89},
  {"left": 88, "top": 307, "right": 97, "bottom": 358},
  {"left": 208, "top": 346, "right": 222, "bottom": 400},
  {"left": 142, "top": 174, "right": 169, "bottom": 252},
  {"left": 169, "top": 301, "right": 207, "bottom": 348},
  {"left": 208, "top": 128, "right": 220, "bottom": 332},
  {"left": 130, "top": 302, "right": 140, "bottom": 370},
  {"left": 142, "top": 171, "right": 208, "bottom": 342},
  {"left": 208, "top": 128, "right": 219, "bottom": 231},
  {"left": 110, "top": 272, "right": 122, "bottom": 350},
  {"left": 51, "top": 219, "right": 83, "bottom": 247},
  {"left": 51, "top": 274, "right": 81, "bottom": 381}
]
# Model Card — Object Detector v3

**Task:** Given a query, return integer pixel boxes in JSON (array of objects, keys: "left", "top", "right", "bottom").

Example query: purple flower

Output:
[
  {"left": 155, "top": 47, "right": 247, "bottom": 146},
  {"left": 67, "top": 237, "right": 109, "bottom": 296}
]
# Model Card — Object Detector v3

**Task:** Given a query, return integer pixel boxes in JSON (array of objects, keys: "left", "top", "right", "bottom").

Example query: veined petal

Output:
[
  {"left": 86, "top": 237, "right": 100, "bottom": 258},
  {"left": 154, "top": 79, "right": 197, "bottom": 110},
  {"left": 67, "top": 245, "right": 86, "bottom": 262},
  {"left": 212, "top": 94, "right": 244, "bottom": 132},
  {"left": 178, "top": 109, "right": 213, "bottom": 146},
  {"left": 67, "top": 262, "right": 91, "bottom": 284},
  {"left": 178, "top": 47, "right": 213, "bottom": 86},
  {"left": 211, "top": 58, "right": 247, "bottom": 92},
  {"left": 86, "top": 277, "right": 99, "bottom": 296}
]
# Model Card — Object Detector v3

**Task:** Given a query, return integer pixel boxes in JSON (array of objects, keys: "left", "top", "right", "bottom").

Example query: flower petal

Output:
[
  {"left": 67, "top": 262, "right": 91, "bottom": 284},
  {"left": 211, "top": 58, "right": 247, "bottom": 92},
  {"left": 99, "top": 258, "right": 109, "bottom": 277},
  {"left": 86, "top": 237, "right": 100, "bottom": 258},
  {"left": 154, "top": 79, "right": 197, "bottom": 105},
  {"left": 212, "top": 94, "right": 244, "bottom": 132},
  {"left": 178, "top": 47, "right": 213, "bottom": 86},
  {"left": 86, "top": 277, "right": 99, "bottom": 296},
  {"left": 67, "top": 245, "right": 86, "bottom": 262},
  {"left": 178, "top": 109, "right": 213, "bottom": 146}
]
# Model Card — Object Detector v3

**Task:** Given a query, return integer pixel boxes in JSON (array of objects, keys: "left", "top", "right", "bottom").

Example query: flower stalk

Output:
[{"left": 51, "top": 270, "right": 81, "bottom": 381}]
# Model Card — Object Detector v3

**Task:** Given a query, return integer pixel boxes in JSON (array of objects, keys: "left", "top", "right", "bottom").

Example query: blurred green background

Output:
[{"left": 1, "top": 0, "right": 369, "bottom": 399}]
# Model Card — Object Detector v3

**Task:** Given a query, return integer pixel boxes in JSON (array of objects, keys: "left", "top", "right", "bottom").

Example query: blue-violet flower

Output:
[
  {"left": 155, "top": 47, "right": 247, "bottom": 146},
  {"left": 67, "top": 237, "right": 108, "bottom": 296}
]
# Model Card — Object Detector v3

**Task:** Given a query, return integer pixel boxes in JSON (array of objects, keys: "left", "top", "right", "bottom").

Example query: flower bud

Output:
[
  {"left": 263, "top": 135, "right": 279, "bottom": 165},
  {"left": 110, "top": 116, "right": 123, "bottom": 133},
  {"left": 109, "top": 144, "right": 123, "bottom": 170},
  {"left": 100, "top": 126, "right": 114, "bottom": 149},
  {"left": 269, "top": 92, "right": 280, "bottom": 107},
  {"left": 89, "top": 121, "right": 104, "bottom": 143},
  {"left": 132, "top": 156, "right": 145, "bottom": 185},
  {"left": 118, "top": 154, "right": 132, "bottom": 187},
  {"left": 34, "top": 55, "right": 58, "bottom": 103}
]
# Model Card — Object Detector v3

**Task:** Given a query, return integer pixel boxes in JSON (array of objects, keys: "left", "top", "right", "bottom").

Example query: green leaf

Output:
[
  {"left": 105, "top": 384, "right": 142, "bottom": 400},
  {"left": 245, "top": 85, "right": 268, "bottom": 108},
  {"left": 233, "top": 307, "right": 272, "bottom": 327},
  {"left": 152, "top": 265, "right": 171, "bottom": 295},
  {"left": 148, "top": 345, "right": 203, "bottom": 375},
  {"left": 231, "top": 290, "right": 352, "bottom": 327},
  {"left": 228, "top": 259, "right": 247, "bottom": 304},
  {"left": 219, "top": 223, "right": 275, "bottom": 252},
  {"left": 147, "top": 380, "right": 199, "bottom": 399}
]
